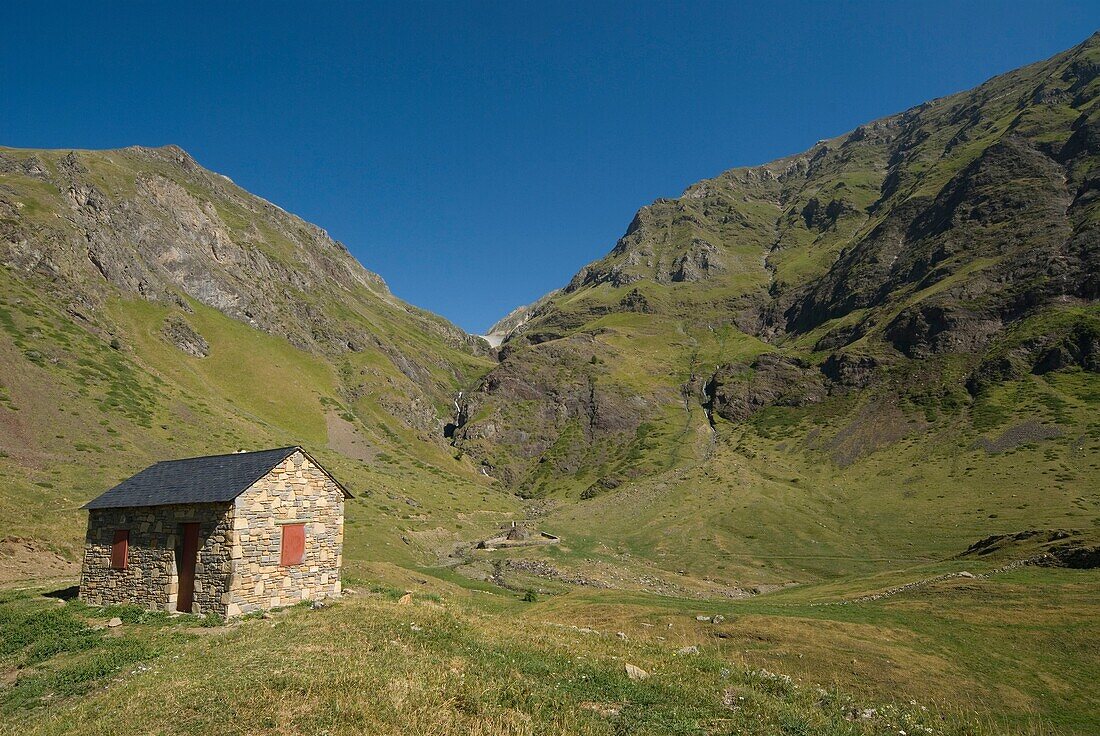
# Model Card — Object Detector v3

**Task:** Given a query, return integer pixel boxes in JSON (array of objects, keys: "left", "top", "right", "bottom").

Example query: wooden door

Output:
[{"left": 177, "top": 523, "right": 200, "bottom": 613}]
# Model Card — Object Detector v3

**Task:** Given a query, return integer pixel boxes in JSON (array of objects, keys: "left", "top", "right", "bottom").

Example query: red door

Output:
[
  {"left": 280, "top": 524, "right": 305, "bottom": 566},
  {"left": 177, "top": 523, "right": 200, "bottom": 613}
]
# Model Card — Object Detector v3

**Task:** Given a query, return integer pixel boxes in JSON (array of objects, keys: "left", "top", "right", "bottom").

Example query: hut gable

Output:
[{"left": 227, "top": 450, "right": 347, "bottom": 616}]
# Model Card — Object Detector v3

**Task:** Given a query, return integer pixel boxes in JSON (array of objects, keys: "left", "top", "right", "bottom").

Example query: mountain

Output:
[
  {"left": 0, "top": 144, "right": 514, "bottom": 571},
  {"left": 481, "top": 290, "right": 560, "bottom": 347},
  {"left": 1, "top": 34, "right": 1099, "bottom": 735},
  {"left": 444, "top": 33, "right": 1099, "bottom": 586}
]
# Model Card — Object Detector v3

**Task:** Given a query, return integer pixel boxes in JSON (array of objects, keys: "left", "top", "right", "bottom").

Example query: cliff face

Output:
[
  {"left": 454, "top": 33, "right": 1100, "bottom": 496},
  {"left": 0, "top": 145, "right": 484, "bottom": 361}
]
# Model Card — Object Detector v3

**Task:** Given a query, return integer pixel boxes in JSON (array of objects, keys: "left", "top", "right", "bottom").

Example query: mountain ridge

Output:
[
  {"left": 0, "top": 31, "right": 1097, "bottom": 595},
  {"left": 448, "top": 31, "right": 1098, "bottom": 497},
  {"left": 0, "top": 143, "right": 486, "bottom": 354},
  {"left": 511, "top": 30, "right": 1099, "bottom": 337}
]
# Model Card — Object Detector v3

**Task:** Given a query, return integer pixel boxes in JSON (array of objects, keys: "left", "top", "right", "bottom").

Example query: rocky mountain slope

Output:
[
  {"left": 0, "top": 144, "right": 486, "bottom": 374},
  {"left": 0, "top": 144, "right": 509, "bottom": 561},
  {"left": 0, "top": 35, "right": 1097, "bottom": 599},
  {"left": 453, "top": 32, "right": 1100, "bottom": 497}
]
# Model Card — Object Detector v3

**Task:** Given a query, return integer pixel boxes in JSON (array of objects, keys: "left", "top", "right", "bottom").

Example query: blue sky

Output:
[{"left": 2, "top": 3, "right": 1097, "bottom": 333}]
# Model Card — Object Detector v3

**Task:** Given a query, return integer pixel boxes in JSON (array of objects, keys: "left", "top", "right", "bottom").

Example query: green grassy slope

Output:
[
  {"left": 450, "top": 32, "right": 1100, "bottom": 587},
  {"left": 0, "top": 146, "right": 514, "bottom": 567},
  {"left": 531, "top": 366, "right": 1098, "bottom": 584}
]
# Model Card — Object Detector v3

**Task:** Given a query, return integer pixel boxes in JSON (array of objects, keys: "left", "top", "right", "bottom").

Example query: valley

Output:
[{"left": 1, "top": 31, "right": 1099, "bottom": 736}]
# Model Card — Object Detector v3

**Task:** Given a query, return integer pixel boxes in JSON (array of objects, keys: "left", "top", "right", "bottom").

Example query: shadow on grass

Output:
[{"left": 42, "top": 585, "right": 79, "bottom": 601}]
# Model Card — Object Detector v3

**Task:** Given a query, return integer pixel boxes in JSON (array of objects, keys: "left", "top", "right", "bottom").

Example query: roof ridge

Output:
[{"left": 150, "top": 446, "right": 300, "bottom": 465}]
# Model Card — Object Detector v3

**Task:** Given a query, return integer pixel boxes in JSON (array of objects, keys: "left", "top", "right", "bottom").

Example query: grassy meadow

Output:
[{"left": 4, "top": 557, "right": 1095, "bottom": 736}]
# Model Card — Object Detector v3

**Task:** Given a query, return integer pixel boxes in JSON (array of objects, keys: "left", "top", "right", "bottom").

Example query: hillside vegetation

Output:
[
  {"left": 0, "top": 32, "right": 1098, "bottom": 736},
  {"left": 2, "top": 558, "right": 1096, "bottom": 735},
  {"left": 0, "top": 144, "right": 514, "bottom": 571},
  {"left": 448, "top": 32, "right": 1100, "bottom": 589}
]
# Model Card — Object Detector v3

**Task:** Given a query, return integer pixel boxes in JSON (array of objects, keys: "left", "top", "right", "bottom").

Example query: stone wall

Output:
[
  {"left": 227, "top": 450, "right": 345, "bottom": 616},
  {"left": 79, "top": 502, "right": 234, "bottom": 616}
]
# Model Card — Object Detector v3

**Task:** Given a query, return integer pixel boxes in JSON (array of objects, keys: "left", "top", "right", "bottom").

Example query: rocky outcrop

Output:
[
  {"left": 162, "top": 316, "right": 210, "bottom": 358},
  {"left": 707, "top": 355, "right": 825, "bottom": 422},
  {"left": 819, "top": 353, "right": 880, "bottom": 389},
  {"left": 800, "top": 197, "right": 853, "bottom": 231},
  {"left": 618, "top": 288, "right": 652, "bottom": 313},
  {"left": 671, "top": 239, "right": 724, "bottom": 282},
  {"left": 703, "top": 351, "right": 883, "bottom": 423},
  {"left": 960, "top": 529, "right": 1099, "bottom": 569},
  {"left": 452, "top": 335, "right": 649, "bottom": 489},
  {"left": 1031, "top": 323, "right": 1100, "bottom": 373},
  {"left": 966, "top": 318, "right": 1100, "bottom": 395},
  {"left": 884, "top": 304, "right": 1004, "bottom": 359},
  {"left": 483, "top": 290, "right": 560, "bottom": 346}
]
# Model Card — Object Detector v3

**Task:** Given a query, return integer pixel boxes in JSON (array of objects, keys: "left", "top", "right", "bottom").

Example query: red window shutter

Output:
[
  {"left": 280, "top": 524, "right": 305, "bottom": 566},
  {"left": 111, "top": 530, "right": 129, "bottom": 569}
]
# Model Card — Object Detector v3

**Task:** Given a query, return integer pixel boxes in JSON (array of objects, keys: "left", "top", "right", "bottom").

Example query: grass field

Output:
[{"left": 5, "top": 557, "right": 1094, "bottom": 736}]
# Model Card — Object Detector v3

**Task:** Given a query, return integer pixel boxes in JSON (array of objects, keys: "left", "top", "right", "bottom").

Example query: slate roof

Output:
[{"left": 83, "top": 446, "right": 351, "bottom": 510}]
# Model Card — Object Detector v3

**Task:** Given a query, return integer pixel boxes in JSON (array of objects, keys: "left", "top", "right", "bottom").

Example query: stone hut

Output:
[{"left": 79, "top": 446, "right": 351, "bottom": 618}]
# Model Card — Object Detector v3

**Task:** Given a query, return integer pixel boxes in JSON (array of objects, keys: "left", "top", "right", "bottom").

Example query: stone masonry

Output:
[
  {"left": 79, "top": 449, "right": 346, "bottom": 618},
  {"left": 79, "top": 502, "right": 233, "bottom": 615},
  {"left": 226, "top": 450, "right": 345, "bottom": 616}
]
